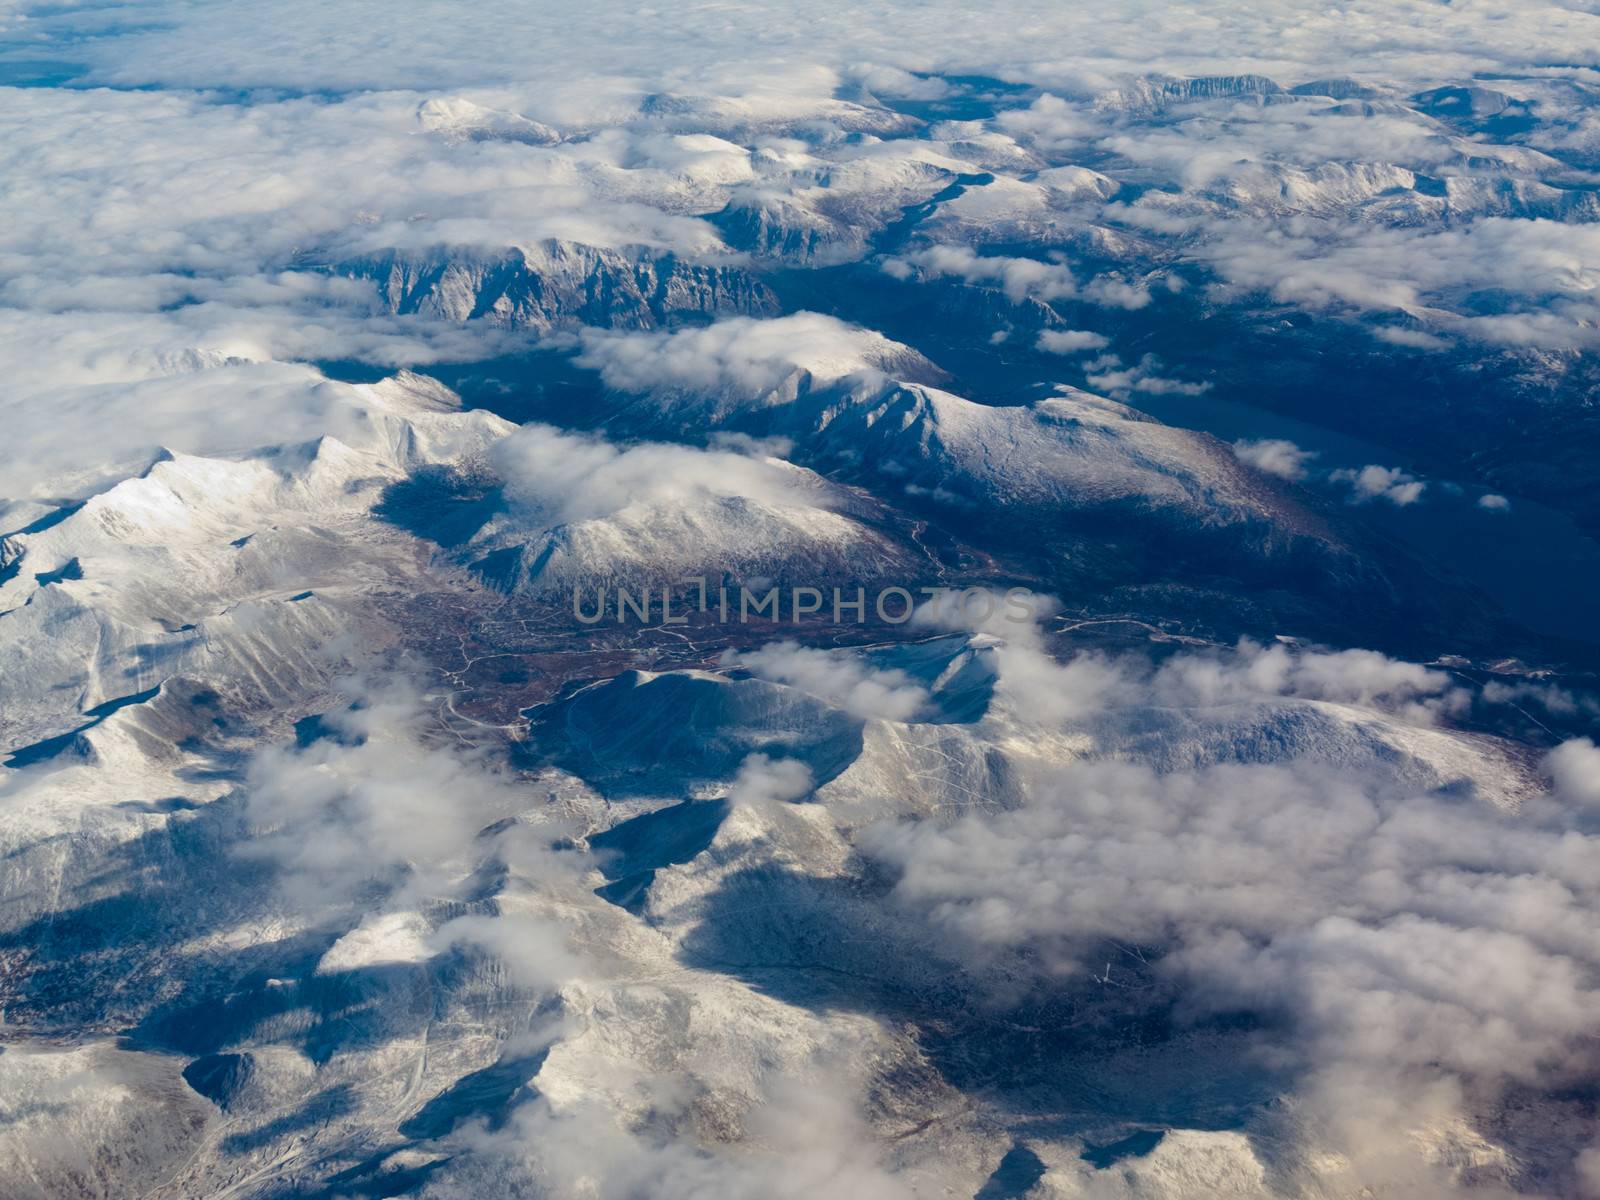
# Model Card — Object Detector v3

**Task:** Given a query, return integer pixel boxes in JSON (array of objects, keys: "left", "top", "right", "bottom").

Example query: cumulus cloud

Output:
[
  {"left": 1097, "top": 99, "right": 1453, "bottom": 183},
  {"left": 1158, "top": 638, "right": 1469, "bottom": 720},
  {"left": 1233, "top": 437, "right": 1318, "bottom": 481},
  {"left": 723, "top": 640, "right": 930, "bottom": 720},
  {"left": 0, "top": 78, "right": 890, "bottom": 502},
  {"left": 1547, "top": 738, "right": 1600, "bottom": 810},
  {"left": 0, "top": 86, "right": 722, "bottom": 312},
  {"left": 241, "top": 671, "right": 595, "bottom": 1036},
  {"left": 863, "top": 746, "right": 1600, "bottom": 1181},
  {"left": 0, "top": 342, "right": 347, "bottom": 499},
  {"left": 916, "top": 589, "right": 1470, "bottom": 727},
  {"left": 1035, "top": 328, "right": 1109, "bottom": 355},
  {"left": 239, "top": 672, "right": 571, "bottom": 911},
  {"left": 1234, "top": 443, "right": 1455, "bottom": 511},
  {"left": 18, "top": 0, "right": 1600, "bottom": 100},
  {"left": 882, "top": 245, "right": 1077, "bottom": 302},
  {"left": 574, "top": 313, "right": 909, "bottom": 398},
  {"left": 889, "top": 249, "right": 1164, "bottom": 320},
  {"left": 1080, "top": 274, "right": 1153, "bottom": 310},
  {"left": 1062, "top": 71, "right": 1600, "bottom": 347},
  {"left": 5, "top": 5, "right": 1598, "bottom": 529},
  {"left": 911, "top": 587, "right": 1123, "bottom": 724},
  {"left": 1195, "top": 215, "right": 1600, "bottom": 350},
  {"left": 0, "top": 260, "right": 498, "bottom": 500},
  {"left": 488, "top": 422, "right": 822, "bottom": 525},
  {"left": 224, "top": 594, "right": 1600, "bottom": 1193},
  {"left": 1373, "top": 325, "right": 1450, "bottom": 350},
  {"left": 857, "top": 607, "right": 1600, "bottom": 1189},
  {"left": 1478, "top": 492, "right": 1512, "bottom": 512},
  {"left": 429, "top": 912, "right": 585, "bottom": 992},
  {"left": 1071, "top": 76, "right": 1600, "bottom": 353},
  {"left": 0, "top": 306, "right": 527, "bottom": 499},
  {"left": 845, "top": 63, "right": 950, "bottom": 101},
  {"left": 1083, "top": 352, "right": 1209, "bottom": 397},
  {"left": 1332, "top": 462, "right": 1427, "bottom": 505},
  {"left": 726, "top": 752, "right": 817, "bottom": 807},
  {"left": 425, "top": 1063, "right": 916, "bottom": 1200},
  {"left": 866, "top": 753, "right": 1597, "bottom": 983},
  {"left": 844, "top": 597, "right": 1600, "bottom": 1179},
  {"left": 994, "top": 93, "right": 1094, "bottom": 152}
]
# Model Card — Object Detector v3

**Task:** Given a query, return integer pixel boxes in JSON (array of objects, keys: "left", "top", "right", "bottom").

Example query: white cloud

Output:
[
  {"left": 1155, "top": 638, "right": 1469, "bottom": 720},
  {"left": 1098, "top": 101, "right": 1453, "bottom": 181},
  {"left": 0, "top": 308, "right": 519, "bottom": 499},
  {"left": 912, "top": 588, "right": 1129, "bottom": 725},
  {"left": 1080, "top": 274, "right": 1153, "bottom": 310},
  {"left": 1233, "top": 437, "right": 1318, "bottom": 481},
  {"left": 240, "top": 669, "right": 593, "bottom": 1002},
  {"left": 1373, "top": 325, "right": 1450, "bottom": 350},
  {"left": 0, "top": 87, "right": 723, "bottom": 310},
  {"left": 726, "top": 752, "right": 817, "bottom": 807},
  {"left": 1580, "top": 1141, "right": 1600, "bottom": 1199},
  {"left": 1083, "top": 352, "right": 1209, "bottom": 397},
  {"left": 239, "top": 670, "right": 579, "bottom": 913},
  {"left": 994, "top": 93, "right": 1093, "bottom": 151},
  {"left": 427, "top": 1063, "right": 917, "bottom": 1200},
  {"left": 1332, "top": 463, "right": 1426, "bottom": 506},
  {"left": 429, "top": 912, "right": 585, "bottom": 992},
  {"left": 4, "top": 8, "right": 1598, "bottom": 524},
  {"left": 1547, "top": 738, "right": 1600, "bottom": 810},
  {"left": 40, "top": 0, "right": 1600, "bottom": 98},
  {"left": 883, "top": 245, "right": 1077, "bottom": 302},
  {"left": 575, "top": 313, "right": 910, "bottom": 398},
  {"left": 488, "top": 422, "right": 824, "bottom": 526},
  {"left": 855, "top": 599, "right": 1599, "bottom": 1191},
  {"left": 1035, "top": 328, "right": 1109, "bottom": 355},
  {"left": 724, "top": 640, "right": 930, "bottom": 720},
  {"left": 916, "top": 589, "right": 1470, "bottom": 726},
  {"left": 1478, "top": 492, "right": 1512, "bottom": 512},
  {"left": 1198, "top": 216, "right": 1600, "bottom": 349},
  {"left": 845, "top": 63, "right": 950, "bottom": 101},
  {"left": 857, "top": 637, "right": 1600, "bottom": 1187}
]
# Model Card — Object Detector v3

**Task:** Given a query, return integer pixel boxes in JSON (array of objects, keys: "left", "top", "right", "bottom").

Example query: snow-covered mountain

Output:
[
  {"left": 5, "top": 9, "right": 1600, "bottom": 1197},
  {"left": 343, "top": 241, "right": 778, "bottom": 331},
  {"left": 461, "top": 458, "right": 920, "bottom": 594}
]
